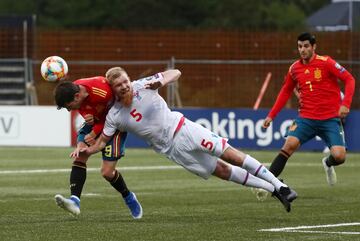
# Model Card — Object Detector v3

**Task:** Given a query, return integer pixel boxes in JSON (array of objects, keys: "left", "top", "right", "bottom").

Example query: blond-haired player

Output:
[{"left": 74, "top": 67, "right": 297, "bottom": 213}]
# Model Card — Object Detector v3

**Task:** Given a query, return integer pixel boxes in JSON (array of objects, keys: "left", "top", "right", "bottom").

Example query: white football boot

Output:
[
  {"left": 55, "top": 194, "right": 80, "bottom": 216},
  {"left": 322, "top": 157, "right": 337, "bottom": 186}
]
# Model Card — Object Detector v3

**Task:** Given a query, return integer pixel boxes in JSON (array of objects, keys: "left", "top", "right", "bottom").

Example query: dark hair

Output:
[
  {"left": 54, "top": 81, "right": 80, "bottom": 109},
  {"left": 297, "top": 32, "right": 316, "bottom": 45}
]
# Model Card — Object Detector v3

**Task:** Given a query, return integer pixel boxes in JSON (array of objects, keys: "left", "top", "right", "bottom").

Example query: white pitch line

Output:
[
  {"left": 0, "top": 165, "right": 181, "bottom": 175},
  {"left": 260, "top": 222, "right": 360, "bottom": 231},
  {"left": 278, "top": 230, "right": 360, "bottom": 235},
  {"left": 1, "top": 162, "right": 359, "bottom": 175},
  {"left": 259, "top": 222, "right": 360, "bottom": 235}
]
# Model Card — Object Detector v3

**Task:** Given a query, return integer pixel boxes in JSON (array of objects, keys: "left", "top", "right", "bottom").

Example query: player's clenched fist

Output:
[{"left": 262, "top": 117, "right": 273, "bottom": 128}]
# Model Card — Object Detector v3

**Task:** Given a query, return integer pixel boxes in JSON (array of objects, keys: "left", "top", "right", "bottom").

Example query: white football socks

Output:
[
  {"left": 242, "top": 154, "right": 287, "bottom": 191},
  {"left": 228, "top": 165, "right": 274, "bottom": 193}
]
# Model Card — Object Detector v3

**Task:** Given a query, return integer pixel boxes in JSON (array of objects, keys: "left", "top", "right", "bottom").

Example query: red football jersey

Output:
[
  {"left": 74, "top": 76, "right": 113, "bottom": 135},
  {"left": 268, "top": 54, "right": 355, "bottom": 120}
]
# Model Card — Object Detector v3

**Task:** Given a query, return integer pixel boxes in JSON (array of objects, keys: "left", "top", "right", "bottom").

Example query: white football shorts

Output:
[{"left": 166, "top": 118, "right": 229, "bottom": 179}]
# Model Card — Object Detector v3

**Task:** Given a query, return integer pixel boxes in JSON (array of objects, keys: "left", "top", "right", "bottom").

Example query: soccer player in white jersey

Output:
[{"left": 75, "top": 67, "right": 298, "bottom": 212}]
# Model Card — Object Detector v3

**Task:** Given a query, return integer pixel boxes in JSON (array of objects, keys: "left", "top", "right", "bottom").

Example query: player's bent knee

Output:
[
  {"left": 282, "top": 136, "right": 300, "bottom": 154},
  {"left": 101, "top": 168, "right": 115, "bottom": 181},
  {"left": 333, "top": 154, "right": 346, "bottom": 164},
  {"left": 220, "top": 146, "right": 246, "bottom": 166},
  {"left": 331, "top": 148, "right": 346, "bottom": 164},
  {"left": 72, "top": 160, "right": 87, "bottom": 168},
  {"left": 73, "top": 157, "right": 88, "bottom": 164},
  {"left": 282, "top": 143, "right": 298, "bottom": 155}
]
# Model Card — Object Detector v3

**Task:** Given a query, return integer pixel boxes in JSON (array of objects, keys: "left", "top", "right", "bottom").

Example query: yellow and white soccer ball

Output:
[{"left": 40, "top": 56, "right": 68, "bottom": 82}]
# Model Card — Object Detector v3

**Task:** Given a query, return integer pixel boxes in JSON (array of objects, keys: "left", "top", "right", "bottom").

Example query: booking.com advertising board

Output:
[
  {"left": 1, "top": 106, "right": 358, "bottom": 150},
  {"left": 125, "top": 108, "right": 360, "bottom": 151}
]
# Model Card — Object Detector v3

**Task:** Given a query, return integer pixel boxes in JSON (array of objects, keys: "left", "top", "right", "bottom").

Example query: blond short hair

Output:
[{"left": 105, "top": 67, "right": 126, "bottom": 84}]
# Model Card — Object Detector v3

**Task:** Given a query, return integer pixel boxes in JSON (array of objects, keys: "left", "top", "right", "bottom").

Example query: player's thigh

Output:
[
  {"left": 181, "top": 119, "right": 228, "bottom": 156},
  {"left": 169, "top": 146, "right": 217, "bottom": 179},
  {"left": 102, "top": 131, "right": 127, "bottom": 161},
  {"left": 317, "top": 118, "right": 345, "bottom": 148},
  {"left": 170, "top": 121, "right": 221, "bottom": 179}
]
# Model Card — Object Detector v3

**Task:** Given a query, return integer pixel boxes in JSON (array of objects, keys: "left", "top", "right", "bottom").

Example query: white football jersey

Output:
[{"left": 103, "top": 73, "right": 183, "bottom": 153}]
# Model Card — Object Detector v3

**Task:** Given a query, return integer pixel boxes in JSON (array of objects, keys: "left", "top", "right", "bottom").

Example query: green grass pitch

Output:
[{"left": 0, "top": 147, "right": 359, "bottom": 241}]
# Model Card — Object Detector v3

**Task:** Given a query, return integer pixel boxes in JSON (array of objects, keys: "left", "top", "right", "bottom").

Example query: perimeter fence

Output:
[{"left": 0, "top": 27, "right": 359, "bottom": 108}]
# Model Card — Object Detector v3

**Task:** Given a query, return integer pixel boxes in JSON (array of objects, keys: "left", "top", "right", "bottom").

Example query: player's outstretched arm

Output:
[
  {"left": 161, "top": 69, "right": 181, "bottom": 86},
  {"left": 144, "top": 69, "right": 181, "bottom": 90}
]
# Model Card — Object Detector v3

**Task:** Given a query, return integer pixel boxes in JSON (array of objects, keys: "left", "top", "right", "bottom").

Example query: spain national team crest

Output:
[
  {"left": 289, "top": 122, "right": 297, "bottom": 131},
  {"left": 314, "top": 68, "right": 322, "bottom": 80}
]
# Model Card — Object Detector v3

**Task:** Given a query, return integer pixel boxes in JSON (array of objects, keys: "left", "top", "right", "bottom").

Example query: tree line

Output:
[{"left": 0, "top": 0, "right": 330, "bottom": 30}]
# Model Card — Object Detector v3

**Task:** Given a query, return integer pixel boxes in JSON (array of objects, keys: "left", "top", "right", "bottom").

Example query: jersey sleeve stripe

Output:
[
  {"left": 92, "top": 87, "right": 107, "bottom": 95},
  {"left": 93, "top": 89, "right": 107, "bottom": 95},
  {"left": 92, "top": 87, "right": 107, "bottom": 97},
  {"left": 92, "top": 90, "right": 107, "bottom": 97}
]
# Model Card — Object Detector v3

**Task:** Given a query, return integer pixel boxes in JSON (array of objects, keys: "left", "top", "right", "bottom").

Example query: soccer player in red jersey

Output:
[
  {"left": 53, "top": 76, "right": 142, "bottom": 219},
  {"left": 263, "top": 32, "right": 355, "bottom": 188}
]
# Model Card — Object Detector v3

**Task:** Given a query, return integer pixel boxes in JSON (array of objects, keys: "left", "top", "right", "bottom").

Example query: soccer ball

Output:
[{"left": 40, "top": 56, "right": 68, "bottom": 82}]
